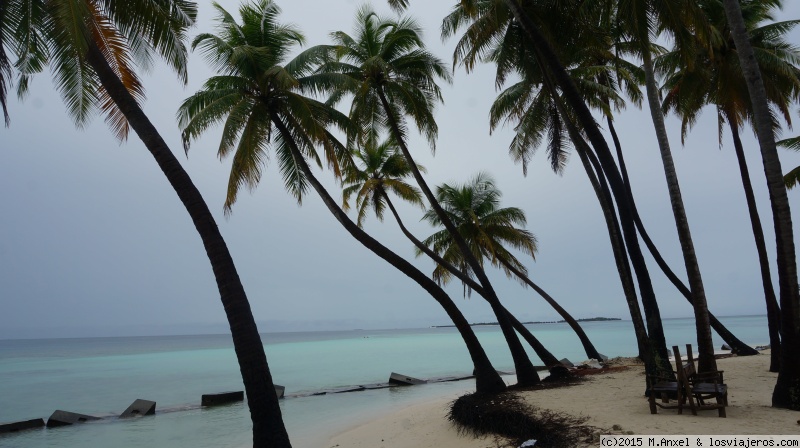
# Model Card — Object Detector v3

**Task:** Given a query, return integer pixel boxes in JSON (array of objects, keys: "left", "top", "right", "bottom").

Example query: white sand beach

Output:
[{"left": 329, "top": 352, "right": 800, "bottom": 448}]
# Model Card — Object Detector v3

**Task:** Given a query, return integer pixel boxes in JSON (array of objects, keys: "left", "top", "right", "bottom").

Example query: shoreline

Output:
[{"left": 329, "top": 351, "right": 800, "bottom": 448}]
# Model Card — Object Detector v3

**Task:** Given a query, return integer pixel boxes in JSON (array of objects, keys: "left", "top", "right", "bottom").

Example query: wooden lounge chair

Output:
[{"left": 673, "top": 344, "right": 728, "bottom": 417}]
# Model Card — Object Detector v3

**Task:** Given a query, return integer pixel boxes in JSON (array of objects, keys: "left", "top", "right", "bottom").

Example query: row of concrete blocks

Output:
[
  {"left": 1, "top": 372, "right": 421, "bottom": 434},
  {"left": 0, "top": 386, "right": 289, "bottom": 436},
  {"left": 0, "top": 399, "right": 157, "bottom": 434}
]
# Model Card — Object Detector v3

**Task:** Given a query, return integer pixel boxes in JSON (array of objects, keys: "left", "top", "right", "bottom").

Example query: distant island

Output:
[{"left": 432, "top": 317, "right": 621, "bottom": 328}]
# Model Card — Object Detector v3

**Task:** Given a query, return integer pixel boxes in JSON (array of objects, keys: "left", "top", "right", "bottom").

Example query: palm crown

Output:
[
  {"left": 661, "top": 0, "right": 800, "bottom": 144},
  {"left": 420, "top": 172, "right": 537, "bottom": 288},
  {"left": 178, "top": 0, "right": 348, "bottom": 211},
  {"left": 342, "top": 133, "right": 425, "bottom": 227},
  {"left": 2, "top": 0, "right": 195, "bottom": 139},
  {"left": 316, "top": 5, "right": 451, "bottom": 150}
]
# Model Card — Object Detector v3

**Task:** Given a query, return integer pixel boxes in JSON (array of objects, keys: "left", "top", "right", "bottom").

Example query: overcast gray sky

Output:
[{"left": 2, "top": 0, "right": 800, "bottom": 339}]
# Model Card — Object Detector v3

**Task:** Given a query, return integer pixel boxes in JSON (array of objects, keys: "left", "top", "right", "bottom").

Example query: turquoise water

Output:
[{"left": 0, "top": 316, "right": 769, "bottom": 447}]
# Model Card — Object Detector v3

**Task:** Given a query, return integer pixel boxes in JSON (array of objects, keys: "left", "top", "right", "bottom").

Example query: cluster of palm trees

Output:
[{"left": 2, "top": 0, "right": 799, "bottom": 447}]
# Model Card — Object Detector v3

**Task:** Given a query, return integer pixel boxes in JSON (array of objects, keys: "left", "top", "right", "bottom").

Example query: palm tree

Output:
[
  {"left": 418, "top": 172, "right": 604, "bottom": 361},
  {"left": 3, "top": 0, "right": 290, "bottom": 445},
  {"left": 342, "top": 132, "right": 427, "bottom": 227},
  {"left": 319, "top": 6, "right": 541, "bottom": 385},
  {"left": 342, "top": 134, "right": 562, "bottom": 366},
  {"left": 722, "top": 0, "right": 800, "bottom": 411},
  {"left": 661, "top": 1, "right": 800, "bottom": 372},
  {"left": 440, "top": 0, "right": 674, "bottom": 373},
  {"left": 610, "top": 0, "right": 722, "bottom": 374},
  {"left": 178, "top": 0, "right": 507, "bottom": 396}
]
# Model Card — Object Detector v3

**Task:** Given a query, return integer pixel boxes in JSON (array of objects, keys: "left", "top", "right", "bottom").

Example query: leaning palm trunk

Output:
[
  {"left": 570, "top": 125, "right": 653, "bottom": 366},
  {"left": 84, "top": 43, "right": 291, "bottom": 447},
  {"left": 607, "top": 116, "right": 759, "bottom": 357},
  {"left": 271, "top": 116, "right": 507, "bottom": 395},
  {"left": 728, "top": 121, "right": 781, "bottom": 371},
  {"left": 504, "top": 0, "right": 673, "bottom": 369},
  {"left": 541, "top": 66, "right": 654, "bottom": 367},
  {"left": 723, "top": 0, "right": 800, "bottom": 409},
  {"left": 641, "top": 51, "right": 717, "bottom": 373},
  {"left": 382, "top": 194, "right": 562, "bottom": 366},
  {"left": 375, "top": 88, "right": 540, "bottom": 386}
]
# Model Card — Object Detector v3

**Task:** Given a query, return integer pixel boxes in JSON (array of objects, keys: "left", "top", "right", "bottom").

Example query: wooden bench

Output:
[{"left": 646, "top": 358, "right": 683, "bottom": 414}]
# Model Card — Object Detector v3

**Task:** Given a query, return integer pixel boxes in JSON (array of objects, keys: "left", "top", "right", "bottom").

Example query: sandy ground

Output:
[{"left": 328, "top": 352, "right": 800, "bottom": 448}]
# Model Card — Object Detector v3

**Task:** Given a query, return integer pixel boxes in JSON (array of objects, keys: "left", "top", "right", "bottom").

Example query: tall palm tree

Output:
[
  {"left": 342, "top": 134, "right": 562, "bottom": 366},
  {"left": 661, "top": 1, "right": 800, "bottom": 372},
  {"left": 178, "top": 0, "right": 507, "bottom": 396},
  {"left": 318, "top": 6, "right": 541, "bottom": 385},
  {"left": 440, "top": 0, "right": 675, "bottom": 374},
  {"left": 418, "top": 172, "right": 604, "bottom": 361},
  {"left": 3, "top": 1, "right": 290, "bottom": 445},
  {"left": 722, "top": 0, "right": 800, "bottom": 411},
  {"left": 610, "top": 0, "right": 721, "bottom": 373}
]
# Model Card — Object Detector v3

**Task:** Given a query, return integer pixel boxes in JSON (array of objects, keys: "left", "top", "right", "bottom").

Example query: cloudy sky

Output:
[{"left": 2, "top": 0, "right": 800, "bottom": 339}]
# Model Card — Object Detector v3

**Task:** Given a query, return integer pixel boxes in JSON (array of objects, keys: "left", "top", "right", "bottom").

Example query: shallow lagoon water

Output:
[{"left": 0, "top": 316, "right": 768, "bottom": 447}]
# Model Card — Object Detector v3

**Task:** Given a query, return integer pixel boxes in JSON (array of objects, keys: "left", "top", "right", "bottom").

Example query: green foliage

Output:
[
  {"left": 315, "top": 5, "right": 450, "bottom": 152},
  {"left": 0, "top": 0, "right": 11, "bottom": 125},
  {"left": 420, "top": 173, "right": 537, "bottom": 291},
  {"left": 660, "top": 0, "right": 800, "bottom": 145},
  {"left": 2, "top": 0, "right": 195, "bottom": 139},
  {"left": 341, "top": 132, "right": 425, "bottom": 227},
  {"left": 178, "top": 0, "right": 348, "bottom": 212},
  {"left": 442, "top": 0, "right": 644, "bottom": 175},
  {"left": 779, "top": 133, "right": 800, "bottom": 189}
]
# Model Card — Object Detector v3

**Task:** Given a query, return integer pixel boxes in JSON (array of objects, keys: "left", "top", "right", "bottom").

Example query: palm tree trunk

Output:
[
  {"left": 271, "top": 115, "right": 507, "bottom": 395},
  {"left": 375, "top": 88, "right": 540, "bottom": 386},
  {"left": 382, "top": 194, "right": 561, "bottom": 366},
  {"left": 728, "top": 121, "right": 781, "bottom": 371},
  {"left": 543, "top": 73, "right": 649, "bottom": 364},
  {"left": 571, "top": 131, "right": 653, "bottom": 368},
  {"left": 608, "top": 116, "right": 760, "bottom": 357},
  {"left": 84, "top": 42, "right": 291, "bottom": 448},
  {"left": 641, "top": 50, "right": 717, "bottom": 373},
  {"left": 723, "top": 0, "right": 800, "bottom": 410},
  {"left": 504, "top": 0, "right": 672, "bottom": 371},
  {"left": 541, "top": 63, "right": 652, "bottom": 366}
]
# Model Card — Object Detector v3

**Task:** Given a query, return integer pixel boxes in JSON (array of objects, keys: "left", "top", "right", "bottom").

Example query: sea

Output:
[{"left": 0, "top": 315, "right": 769, "bottom": 448}]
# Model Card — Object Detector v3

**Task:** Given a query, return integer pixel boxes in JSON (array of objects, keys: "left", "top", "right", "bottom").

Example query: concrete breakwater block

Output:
[
  {"left": 119, "top": 399, "right": 156, "bottom": 418},
  {"left": 275, "top": 385, "right": 285, "bottom": 399},
  {"left": 0, "top": 418, "right": 45, "bottom": 433},
  {"left": 46, "top": 410, "right": 100, "bottom": 428},
  {"left": 388, "top": 372, "right": 427, "bottom": 385},
  {"left": 559, "top": 358, "right": 575, "bottom": 368},
  {"left": 202, "top": 391, "right": 244, "bottom": 407}
]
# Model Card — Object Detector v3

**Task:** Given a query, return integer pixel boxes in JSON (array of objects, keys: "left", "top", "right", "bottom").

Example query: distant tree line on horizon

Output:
[
  {"left": 433, "top": 317, "right": 623, "bottom": 327},
  {"left": 2, "top": 0, "right": 799, "bottom": 446}
]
